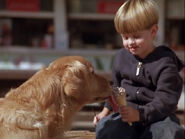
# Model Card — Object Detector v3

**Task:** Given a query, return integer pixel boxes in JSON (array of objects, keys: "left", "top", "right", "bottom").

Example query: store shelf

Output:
[
  {"left": 0, "top": 10, "right": 53, "bottom": 19},
  {"left": 167, "top": 0, "right": 185, "bottom": 20},
  {"left": 0, "top": 69, "right": 37, "bottom": 80},
  {"left": 0, "top": 47, "right": 115, "bottom": 73},
  {"left": 0, "top": 69, "right": 111, "bottom": 81},
  {"left": 68, "top": 13, "right": 114, "bottom": 20},
  {"left": 0, "top": 47, "right": 116, "bottom": 56},
  {"left": 175, "top": 50, "right": 185, "bottom": 62},
  {"left": 167, "top": 16, "right": 185, "bottom": 20}
]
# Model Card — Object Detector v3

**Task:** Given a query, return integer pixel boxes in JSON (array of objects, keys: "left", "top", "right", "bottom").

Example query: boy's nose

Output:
[{"left": 128, "top": 38, "right": 135, "bottom": 45}]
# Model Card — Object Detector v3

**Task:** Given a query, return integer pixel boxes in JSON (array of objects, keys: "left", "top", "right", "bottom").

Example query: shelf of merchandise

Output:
[
  {"left": 0, "top": 47, "right": 115, "bottom": 80},
  {"left": 0, "top": 47, "right": 116, "bottom": 56},
  {"left": 167, "top": 16, "right": 185, "bottom": 20},
  {"left": 0, "top": 69, "right": 37, "bottom": 80},
  {"left": 68, "top": 13, "right": 114, "bottom": 20},
  {"left": 0, "top": 69, "right": 112, "bottom": 81},
  {"left": 175, "top": 50, "right": 185, "bottom": 62},
  {"left": 0, "top": 10, "right": 54, "bottom": 19}
]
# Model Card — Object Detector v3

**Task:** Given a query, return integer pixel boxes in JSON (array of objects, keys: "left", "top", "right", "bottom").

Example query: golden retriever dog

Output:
[{"left": 0, "top": 56, "right": 111, "bottom": 139}]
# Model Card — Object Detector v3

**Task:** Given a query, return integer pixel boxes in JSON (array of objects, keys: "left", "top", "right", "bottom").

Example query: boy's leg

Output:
[
  {"left": 140, "top": 114, "right": 185, "bottom": 139},
  {"left": 96, "top": 112, "right": 137, "bottom": 139}
]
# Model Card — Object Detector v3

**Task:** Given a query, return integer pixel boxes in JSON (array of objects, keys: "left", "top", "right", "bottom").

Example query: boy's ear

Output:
[{"left": 150, "top": 24, "right": 158, "bottom": 39}]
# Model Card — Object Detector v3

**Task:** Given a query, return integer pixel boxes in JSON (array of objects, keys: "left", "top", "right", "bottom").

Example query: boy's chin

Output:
[
  {"left": 130, "top": 51, "right": 142, "bottom": 58},
  {"left": 130, "top": 51, "right": 138, "bottom": 55}
]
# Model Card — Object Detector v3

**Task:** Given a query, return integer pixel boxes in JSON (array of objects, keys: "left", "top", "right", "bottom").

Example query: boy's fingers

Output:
[
  {"left": 122, "top": 117, "right": 128, "bottom": 122},
  {"left": 121, "top": 106, "right": 130, "bottom": 110},
  {"left": 93, "top": 116, "right": 98, "bottom": 126},
  {"left": 122, "top": 114, "right": 128, "bottom": 119},
  {"left": 120, "top": 107, "right": 129, "bottom": 113},
  {"left": 120, "top": 110, "right": 128, "bottom": 115}
]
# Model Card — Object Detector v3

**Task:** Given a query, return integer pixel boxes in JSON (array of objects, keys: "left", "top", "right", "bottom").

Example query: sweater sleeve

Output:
[
  {"left": 138, "top": 60, "right": 183, "bottom": 125},
  {"left": 104, "top": 53, "right": 122, "bottom": 111},
  {"left": 104, "top": 100, "right": 113, "bottom": 111}
]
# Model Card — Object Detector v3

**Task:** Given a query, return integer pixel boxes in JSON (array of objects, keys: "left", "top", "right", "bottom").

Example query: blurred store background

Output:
[{"left": 0, "top": 0, "right": 184, "bottom": 130}]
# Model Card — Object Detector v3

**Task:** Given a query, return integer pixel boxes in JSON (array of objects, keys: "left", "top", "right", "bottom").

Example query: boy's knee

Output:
[
  {"left": 142, "top": 116, "right": 185, "bottom": 139},
  {"left": 150, "top": 125, "right": 185, "bottom": 139},
  {"left": 174, "top": 129, "right": 185, "bottom": 139},
  {"left": 96, "top": 114, "right": 136, "bottom": 139},
  {"left": 95, "top": 118, "right": 106, "bottom": 134},
  {"left": 96, "top": 113, "right": 120, "bottom": 134}
]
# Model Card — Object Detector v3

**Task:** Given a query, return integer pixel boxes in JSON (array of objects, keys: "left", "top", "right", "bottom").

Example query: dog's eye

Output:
[
  {"left": 91, "top": 70, "right": 94, "bottom": 74},
  {"left": 89, "top": 67, "right": 94, "bottom": 74}
]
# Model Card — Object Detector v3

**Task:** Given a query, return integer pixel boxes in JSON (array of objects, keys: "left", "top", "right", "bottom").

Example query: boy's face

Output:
[{"left": 121, "top": 25, "right": 158, "bottom": 58}]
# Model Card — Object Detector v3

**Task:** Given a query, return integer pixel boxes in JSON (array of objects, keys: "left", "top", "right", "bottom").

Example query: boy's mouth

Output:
[{"left": 129, "top": 46, "right": 138, "bottom": 51}]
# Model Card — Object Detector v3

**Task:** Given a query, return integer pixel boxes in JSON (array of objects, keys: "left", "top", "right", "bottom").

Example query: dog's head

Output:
[{"left": 48, "top": 56, "right": 111, "bottom": 104}]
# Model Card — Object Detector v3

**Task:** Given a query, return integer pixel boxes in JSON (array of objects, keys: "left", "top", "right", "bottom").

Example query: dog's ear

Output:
[{"left": 63, "top": 61, "right": 87, "bottom": 100}]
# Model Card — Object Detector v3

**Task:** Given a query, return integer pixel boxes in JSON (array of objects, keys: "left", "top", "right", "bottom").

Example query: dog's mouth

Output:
[{"left": 94, "top": 96, "right": 110, "bottom": 102}]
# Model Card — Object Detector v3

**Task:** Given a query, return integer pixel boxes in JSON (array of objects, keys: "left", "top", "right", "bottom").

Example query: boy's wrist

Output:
[
  {"left": 102, "top": 107, "right": 111, "bottom": 116},
  {"left": 137, "top": 106, "right": 145, "bottom": 123}
]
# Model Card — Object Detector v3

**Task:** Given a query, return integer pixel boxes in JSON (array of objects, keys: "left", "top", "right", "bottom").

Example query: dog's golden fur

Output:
[{"left": 0, "top": 56, "right": 111, "bottom": 139}]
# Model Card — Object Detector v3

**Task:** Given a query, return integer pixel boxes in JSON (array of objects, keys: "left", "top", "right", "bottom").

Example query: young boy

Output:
[{"left": 93, "top": 0, "right": 185, "bottom": 138}]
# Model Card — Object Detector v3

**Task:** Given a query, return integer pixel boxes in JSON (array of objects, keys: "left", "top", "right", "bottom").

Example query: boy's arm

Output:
[
  {"left": 93, "top": 107, "right": 111, "bottom": 126},
  {"left": 104, "top": 100, "right": 113, "bottom": 111},
  {"left": 138, "top": 67, "right": 183, "bottom": 125},
  {"left": 121, "top": 71, "right": 182, "bottom": 125}
]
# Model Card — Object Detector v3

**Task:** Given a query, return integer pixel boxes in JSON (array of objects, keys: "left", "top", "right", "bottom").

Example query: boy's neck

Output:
[{"left": 139, "top": 45, "right": 155, "bottom": 59}]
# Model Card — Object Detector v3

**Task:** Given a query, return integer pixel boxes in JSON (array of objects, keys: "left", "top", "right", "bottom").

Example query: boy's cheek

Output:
[
  {"left": 123, "top": 41, "right": 127, "bottom": 45},
  {"left": 123, "top": 42, "right": 129, "bottom": 49}
]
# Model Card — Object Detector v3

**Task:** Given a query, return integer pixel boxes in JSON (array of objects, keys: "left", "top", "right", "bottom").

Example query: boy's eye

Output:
[
  {"left": 133, "top": 35, "right": 140, "bottom": 39},
  {"left": 123, "top": 36, "right": 128, "bottom": 40}
]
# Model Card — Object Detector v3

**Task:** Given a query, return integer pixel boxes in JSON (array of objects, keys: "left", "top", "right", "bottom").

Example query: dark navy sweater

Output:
[{"left": 105, "top": 46, "right": 184, "bottom": 125}]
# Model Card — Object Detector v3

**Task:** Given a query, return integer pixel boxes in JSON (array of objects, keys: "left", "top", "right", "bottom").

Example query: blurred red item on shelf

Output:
[
  {"left": 6, "top": 0, "right": 40, "bottom": 12},
  {"left": 171, "top": 45, "right": 185, "bottom": 51},
  {"left": 97, "top": 0, "right": 124, "bottom": 14}
]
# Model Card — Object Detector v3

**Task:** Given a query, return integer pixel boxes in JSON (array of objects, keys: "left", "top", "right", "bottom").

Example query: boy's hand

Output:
[
  {"left": 120, "top": 106, "right": 140, "bottom": 123},
  {"left": 93, "top": 107, "right": 110, "bottom": 126}
]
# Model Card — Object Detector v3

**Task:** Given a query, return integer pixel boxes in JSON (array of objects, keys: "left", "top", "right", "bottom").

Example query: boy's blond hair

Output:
[{"left": 114, "top": 0, "right": 159, "bottom": 34}]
